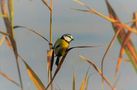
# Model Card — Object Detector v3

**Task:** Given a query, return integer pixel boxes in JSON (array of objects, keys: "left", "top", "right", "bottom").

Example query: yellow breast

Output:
[{"left": 54, "top": 39, "right": 69, "bottom": 56}]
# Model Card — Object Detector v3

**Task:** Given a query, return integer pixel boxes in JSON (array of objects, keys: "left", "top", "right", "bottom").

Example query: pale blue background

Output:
[{"left": 0, "top": 0, "right": 137, "bottom": 90}]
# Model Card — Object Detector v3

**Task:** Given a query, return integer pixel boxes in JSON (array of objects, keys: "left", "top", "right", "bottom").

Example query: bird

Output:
[{"left": 53, "top": 34, "right": 74, "bottom": 66}]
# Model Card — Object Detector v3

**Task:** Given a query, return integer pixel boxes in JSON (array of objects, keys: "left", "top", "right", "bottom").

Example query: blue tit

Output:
[{"left": 54, "top": 34, "right": 74, "bottom": 66}]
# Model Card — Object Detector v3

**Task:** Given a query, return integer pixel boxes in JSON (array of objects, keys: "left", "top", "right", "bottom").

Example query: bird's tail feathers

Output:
[{"left": 56, "top": 57, "right": 60, "bottom": 66}]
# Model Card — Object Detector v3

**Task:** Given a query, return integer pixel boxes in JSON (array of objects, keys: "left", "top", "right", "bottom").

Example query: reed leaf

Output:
[
  {"left": 80, "top": 69, "right": 89, "bottom": 90},
  {"left": 0, "top": 70, "right": 20, "bottom": 87},
  {"left": 1, "top": 0, "right": 23, "bottom": 89},
  {"left": 73, "top": 0, "right": 86, "bottom": 6},
  {"left": 74, "top": 0, "right": 137, "bottom": 34},
  {"left": 80, "top": 55, "right": 115, "bottom": 90},
  {"left": 115, "top": 12, "right": 137, "bottom": 76},
  {"left": 101, "top": 28, "right": 121, "bottom": 83},
  {"left": 14, "top": 26, "right": 50, "bottom": 43},
  {"left": 19, "top": 55, "right": 46, "bottom": 90},
  {"left": 41, "top": 0, "right": 51, "bottom": 11},
  {"left": 105, "top": 0, "right": 137, "bottom": 73}
]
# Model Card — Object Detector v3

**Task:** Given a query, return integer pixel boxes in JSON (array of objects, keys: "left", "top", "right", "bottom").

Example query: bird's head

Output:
[{"left": 61, "top": 34, "right": 74, "bottom": 43}]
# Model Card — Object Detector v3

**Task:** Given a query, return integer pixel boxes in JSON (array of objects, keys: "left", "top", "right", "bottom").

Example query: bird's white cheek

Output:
[{"left": 64, "top": 37, "right": 71, "bottom": 42}]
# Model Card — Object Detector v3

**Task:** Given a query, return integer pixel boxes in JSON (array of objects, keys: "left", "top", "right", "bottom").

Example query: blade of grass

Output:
[
  {"left": 18, "top": 55, "right": 46, "bottom": 90},
  {"left": 1, "top": 1, "right": 23, "bottom": 89},
  {"left": 80, "top": 55, "right": 115, "bottom": 90}
]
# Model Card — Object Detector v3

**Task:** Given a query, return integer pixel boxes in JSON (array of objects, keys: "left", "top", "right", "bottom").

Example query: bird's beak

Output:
[{"left": 72, "top": 38, "right": 74, "bottom": 41}]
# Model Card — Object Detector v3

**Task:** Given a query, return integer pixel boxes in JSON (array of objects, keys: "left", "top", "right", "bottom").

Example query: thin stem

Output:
[
  {"left": 49, "top": 0, "right": 53, "bottom": 49},
  {"left": 101, "top": 28, "right": 121, "bottom": 84}
]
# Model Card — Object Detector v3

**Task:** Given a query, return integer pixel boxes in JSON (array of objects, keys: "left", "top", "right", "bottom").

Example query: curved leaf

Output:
[{"left": 19, "top": 56, "right": 46, "bottom": 90}]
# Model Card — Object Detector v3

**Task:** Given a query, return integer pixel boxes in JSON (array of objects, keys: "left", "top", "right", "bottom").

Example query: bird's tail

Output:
[{"left": 55, "top": 57, "right": 60, "bottom": 66}]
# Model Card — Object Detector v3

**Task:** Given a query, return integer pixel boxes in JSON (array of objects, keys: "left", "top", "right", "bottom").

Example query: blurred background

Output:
[{"left": 0, "top": 0, "right": 137, "bottom": 90}]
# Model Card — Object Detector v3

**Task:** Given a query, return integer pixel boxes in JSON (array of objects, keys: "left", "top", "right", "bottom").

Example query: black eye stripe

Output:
[{"left": 66, "top": 35, "right": 72, "bottom": 39}]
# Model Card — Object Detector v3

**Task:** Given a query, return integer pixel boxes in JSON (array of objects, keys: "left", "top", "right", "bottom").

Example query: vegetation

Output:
[{"left": 0, "top": 0, "right": 137, "bottom": 90}]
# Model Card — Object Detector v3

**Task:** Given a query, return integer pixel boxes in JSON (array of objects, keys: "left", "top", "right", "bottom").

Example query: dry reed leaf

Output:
[
  {"left": 25, "top": 63, "right": 46, "bottom": 90},
  {"left": 120, "top": 24, "right": 137, "bottom": 34},
  {"left": 69, "top": 45, "right": 98, "bottom": 50},
  {"left": 72, "top": 9, "right": 89, "bottom": 12},
  {"left": 79, "top": 55, "right": 115, "bottom": 90},
  {"left": 73, "top": 0, "right": 116, "bottom": 22},
  {"left": 115, "top": 31, "right": 131, "bottom": 76},
  {"left": 133, "top": 12, "right": 137, "bottom": 27},
  {"left": 1, "top": 0, "right": 23, "bottom": 89},
  {"left": 14, "top": 26, "right": 50, "bottom": 43},
  {"left": 0, "top": 70, "right": 20, "bottom": 87},
  {"left": 115, "top": 12, "right": 137, "bottom": 76},
  {"left": 73, "top": 0, "right": 86, "bottom": 6},
  {"left": 1, "top": 0, "right": 18, "bottom": 59},
  {"left": 74, "top": 0, "right": 137, "bottom": 34},
  {"left": 101, "top": 28, "right": 121, "bottom": 79},
  {"left": 115, "top": 48, "right": 125, "bottom": 76},
  {"left": 105, "top": 0, "right": 137, "bottom": 73},
  {"left": 80, "top": 70, "right": 89, "bottom": 90},
  {"left": 19, "top": 55, "right": 46, "bottom": 90},
  {"left": 41, "top": 0, "right": 51, "bottom": 11}
]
